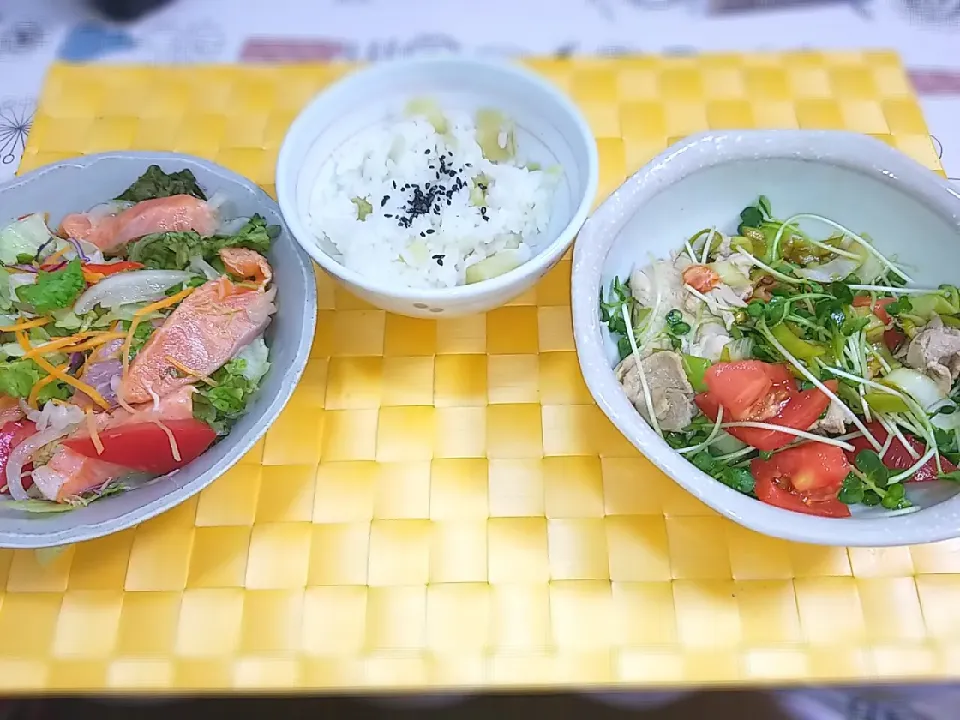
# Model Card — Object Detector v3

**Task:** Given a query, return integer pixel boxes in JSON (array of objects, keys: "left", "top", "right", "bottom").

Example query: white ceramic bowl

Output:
[
  {"left": 572, "top": 130, "right": 960, "bottom": 547},
  {"left": 277, "top": 56, "right": 598, "bottom": 318}
]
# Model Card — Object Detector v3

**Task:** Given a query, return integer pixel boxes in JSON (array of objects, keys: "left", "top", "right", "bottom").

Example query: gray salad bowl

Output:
[{"left": 0, "top": 152, "right": 317, "bottom": 548}]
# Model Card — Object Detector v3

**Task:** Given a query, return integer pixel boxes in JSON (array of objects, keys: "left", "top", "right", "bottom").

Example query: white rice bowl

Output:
[{"left": 305, "top": 105, "right": 559, "bottom": 289}]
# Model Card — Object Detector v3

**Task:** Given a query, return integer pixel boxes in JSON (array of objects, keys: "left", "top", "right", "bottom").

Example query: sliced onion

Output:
[
  {"left": 217, "top": 216, "right": 249, "bottom": 236},
  {"left": 67, "top": 238, "right": 90, "bottom": 263},
  {"left": 29, "top": 402, "right": 85, "bottom": 433},
  {"left": 884, "top": 368, "right": 945, "bottom": 412},
  {"left": 796, "top": 257, "right": 860, "bottom": 282},
  {"left": 6, "top": 424, "right": 78, "bottom": 500},
  {"left": 73, "top": 270, "right": 196, "bottom": 315},
  {"left": 188, "top": 255, "right": 220, "bottom": 280}
]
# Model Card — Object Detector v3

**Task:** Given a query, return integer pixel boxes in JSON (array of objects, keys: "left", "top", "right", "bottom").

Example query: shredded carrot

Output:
[
  {"left": 0, "top": 317, "right": 50, "bottom": 333},
  {"left": 58, "top": 332, "right": 127, "bottom": 355},
  {"left": 165, "top": 356, "right": 217, "bottom": 386},
  {"left": 153, "top": 420, "right": 181, "bottom": 462},
  {"left": 16, "top": 331, "right": 110, "bottom": 410},
  {"left": 121, "top": 286, "right": 195, "bottom": 376},
  {"left": 85, "top": 409, "right": 104, "bottom": 455},
  {"left": 19, "top": 332, "right": 102, "bottom": 360},
  {"left": 27, "top": 363, "right": 68, "bottom": 409}
]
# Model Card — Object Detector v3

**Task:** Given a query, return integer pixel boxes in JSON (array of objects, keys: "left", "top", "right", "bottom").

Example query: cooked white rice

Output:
[{"left": 306, "top": 107, "right": 557, "bottom": 289}]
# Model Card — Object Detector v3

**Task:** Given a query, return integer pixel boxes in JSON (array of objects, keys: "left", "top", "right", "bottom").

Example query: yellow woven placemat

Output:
[{"left": 2, "top": 53, "right": 956, "bottom": 693}]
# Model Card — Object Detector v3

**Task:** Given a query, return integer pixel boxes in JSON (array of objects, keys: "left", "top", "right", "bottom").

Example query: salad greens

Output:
[
  {"left": 126, "top": 215, "right": 277, "bottom": 271},
  {"left": 115, "top": 164, "right": 207, "bottom": 203},
  {"left": 0, "top": 167, "right": 280, "bottom": 512},
  {"left": 16, "top": 258, "right": 85, "bottom": 314},
  {"left": 604, "top": 195, "right": 960, "bottom": 518}
]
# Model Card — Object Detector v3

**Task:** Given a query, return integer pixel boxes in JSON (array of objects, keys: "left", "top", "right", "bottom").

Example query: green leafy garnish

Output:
[
  {"left": 115, "top": 165, "right": 206, "bottom": 202},
  {"left": 193, "top": 357, "right": 265, "bottom": 435},
  {"left": 689, "top": 451, "right": 756, "bottom": 495},
  {"left": 841, "top": 450, "right": 912, "bottom": 510},
  {"left": 0, "top": 360, "right": 41, "bottom": 398},
  {"left": 855, "top": 450, "right": 890, "bottom": 488},
  {"left": 15, "top": 258, "right": 85, "bottom": 314},
  {"left": 837, "top": 473, "right": 865, "bottom": 505},
  {"left": 126, "top": 215, "right": 277, "bottom": 271}
]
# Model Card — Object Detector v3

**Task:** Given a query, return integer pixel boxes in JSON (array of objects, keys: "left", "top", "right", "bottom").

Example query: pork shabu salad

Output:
[
  {"left": 603, "top": 196, "right": 960, "bottom": 518},
  {"left": 0, "top": 166, "right": 277, "bottom": 512}
]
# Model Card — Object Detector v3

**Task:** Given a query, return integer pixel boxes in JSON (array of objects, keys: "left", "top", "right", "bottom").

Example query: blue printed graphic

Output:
[{"left": 58, "top": 22, "right": 137, "bottom": 62}]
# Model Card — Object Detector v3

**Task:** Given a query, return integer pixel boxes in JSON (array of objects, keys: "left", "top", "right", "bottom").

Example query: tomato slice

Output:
[
  {"left": 845, "top": 421, "right": 955, "bottom": 482},
  {"left": 883, "top": 328, "right": 907, "bottom": 353},
  {"left": 82, "top": 261, "right": 145, "bottom": 284},
  {"left": 0, "top": 420, "right": 36, "bottom": 493},
  {"left": 751, "top": 443, "right": 851, "bottom": 517},
  {"left": 853, "top": 295, "right": 896, "bottom": 325},
  {"left": 695, "top": 379, "right": 838, "bottom": 451},
  {"left": 704, "top": 361, "right": 775, "bottom": 419},
  {"left": 62, "top": 419, "right": 217, "bottom": 475}
]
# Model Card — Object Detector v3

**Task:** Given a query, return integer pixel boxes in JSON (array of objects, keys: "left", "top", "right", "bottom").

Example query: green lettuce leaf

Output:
[
  {"left": 114, "top": 165, "right": 206, "bottom": 202},
  {"left": 126, "top": 215, "right": 278, "bottom": 271},
  {"left": 15, "top": 258, "right": 85, "bottom": 314},
  {"left": 0, "top": 360, "right": 41, "bottom": 398},
  {"left": 0, "top": 214, "right": 54, "bottom": 266},
  {"left": 193, "top": 353, "right": 268, "bottom": 435}
]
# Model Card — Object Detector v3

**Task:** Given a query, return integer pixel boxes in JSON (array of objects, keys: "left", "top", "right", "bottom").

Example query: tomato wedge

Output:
[
  {"left": 883, "top": 328, "right": 907, "bottom": 353},
  {"left": 853, "top": 295, "right": 896, "bottom": 325},
  {"left": 82, "top": 261, "right": 145, "bottom": 284},
  {"left": 0, "top": 420, "right": 36, "bottom": 493},
  {"left": 704, "top": 361, "right": 774, "bottom": 419},
  {"left": 695, "top": 379, "right": 838, "bottom": 451},
  {"left": 751, "top": 443, "right": 851, "bottom": 518},
  {"left": 63, "top": 419, "right": 216, "bottom": 475},
  {"left": 845, "top": 421, "right": 955, "bottom": 482}
]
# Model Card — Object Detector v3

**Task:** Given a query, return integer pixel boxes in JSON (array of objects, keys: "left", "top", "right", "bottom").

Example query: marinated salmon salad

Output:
[
  {"left": 603, "top": 196, "right": 960, "bottom": 518},
  {"left": 0, "top": 165, "right": 277, "bottom": 512},
  {"left": 305, "top": 98, "right": 559, "bottom": 289}
]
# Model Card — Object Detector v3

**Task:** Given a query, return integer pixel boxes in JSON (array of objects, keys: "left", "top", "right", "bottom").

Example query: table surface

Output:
[
  {"left": 1, "top": 0, "right": 960, "bottom": 187},
  {"left": 4, "top": 54, "right": 960, "bottom": 694}
]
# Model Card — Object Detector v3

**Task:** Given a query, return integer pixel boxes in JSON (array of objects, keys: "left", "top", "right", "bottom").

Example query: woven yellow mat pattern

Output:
[{"left": 2, "top": 53, "right": 957, "bottom": 693}]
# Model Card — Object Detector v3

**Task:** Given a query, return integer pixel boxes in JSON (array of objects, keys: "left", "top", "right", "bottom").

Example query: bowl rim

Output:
[
  {"left": 571, "top": 129, "right": 960, "bottom": 547},
  {"left": 0, "top": 151, "right": 317, "bottom": 548},
  {"left": 276, "top": 54, "right": 599, "bottom": 301}
]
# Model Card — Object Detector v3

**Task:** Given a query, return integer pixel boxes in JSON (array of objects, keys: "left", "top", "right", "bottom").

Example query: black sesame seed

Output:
[
  {"left": 384, "top": 213, "right": 393, "bottom": 218},
  {"left": 420, "top": 231, "right": 426, "bottom": 237},
  {"left": 483, "top": 216, "right": 489, "bottom": 222},
  {"left": 465, "top": 163, "right": 472, "bottom": 167},
  {"left": 392, "top": 181, "right": 397, "bottom": 190},
  {"left": 480, "top": 206, "right": 487, "bottom": 213},
  {"left": 432, "top": 254, "right": 444, "bottom": 267},
  {"left": 425, "top": 149, "right": 430, "bottom": 154},
  {"left": 425, "top": 228, "right": 435, "bottom": 234},
  {"left": 381, "top": 195, "right": 390, "bottom": 207}
]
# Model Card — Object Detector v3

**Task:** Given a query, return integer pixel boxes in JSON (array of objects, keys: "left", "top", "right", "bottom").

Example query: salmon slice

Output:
[
  {"left": 220, "top": 248, "right": 272, "bottom": 288},
  {"left": 31, "top": 447, "right": 130, "bottom": 502},
  {"left": 108, "top": 386, "right": 196, "bottom": 428},
  {"left": 59, "top": 195, "right": 218, "bottom": 253},
  {"left": 121, "top": 276, "right": 277, "bottom": 404},
  {"left": 31, "top": 387, "right": 197, "bottom": 501}
]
